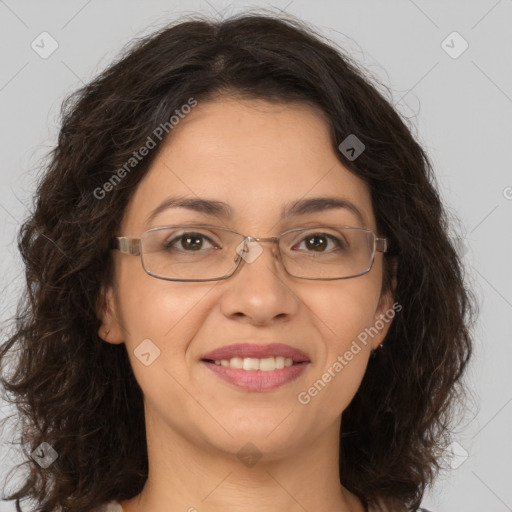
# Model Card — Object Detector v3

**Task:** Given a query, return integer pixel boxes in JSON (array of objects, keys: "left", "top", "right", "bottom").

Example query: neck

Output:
[{"left": 120, "top": 406, "right": 365, "bottom": 512}]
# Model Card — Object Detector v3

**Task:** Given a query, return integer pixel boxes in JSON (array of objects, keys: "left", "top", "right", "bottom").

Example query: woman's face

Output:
[{"left": 100, "top": 97, "right": 394, "bottom": 459}]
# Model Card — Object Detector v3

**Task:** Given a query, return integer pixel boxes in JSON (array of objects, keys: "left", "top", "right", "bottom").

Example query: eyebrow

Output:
[{"left": 145, "top": 195, "right": 366, "bottom": 227}]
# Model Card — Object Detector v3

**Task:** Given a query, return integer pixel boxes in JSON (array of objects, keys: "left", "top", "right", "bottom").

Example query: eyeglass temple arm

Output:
[
  {"left": 375, "top": 238, "right": 388, "bottom": 252},
  {"left": 109, "top": 237, "right": 141, "bottom": 256},
  {"left": 375, "top": 237, "right": 387, "bottom": 253}
]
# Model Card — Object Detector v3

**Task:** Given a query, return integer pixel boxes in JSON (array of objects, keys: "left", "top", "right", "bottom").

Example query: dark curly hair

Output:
[{"left": 0, "top": 10, "right": 476, "bottom": 512}]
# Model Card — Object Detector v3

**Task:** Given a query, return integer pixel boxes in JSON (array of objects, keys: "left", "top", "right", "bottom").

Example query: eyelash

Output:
[{"left": 163, "top": 231, "right": 346, "bottom": 253}]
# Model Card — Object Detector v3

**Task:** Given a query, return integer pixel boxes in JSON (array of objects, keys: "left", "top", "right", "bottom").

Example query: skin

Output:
[{"left": 98, "top": 97, "right": 395, "bottom": 512}]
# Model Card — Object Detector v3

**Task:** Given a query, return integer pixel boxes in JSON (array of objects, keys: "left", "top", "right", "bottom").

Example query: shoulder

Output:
[
  {"left": 372, "top": 506, "right": 434, "bottom": 512},
  {"left": 91, "top": 500, "right": 124, "bottom": 512},
  {"left": 367, "top": 499, "right": 434, "bottom": 512}
]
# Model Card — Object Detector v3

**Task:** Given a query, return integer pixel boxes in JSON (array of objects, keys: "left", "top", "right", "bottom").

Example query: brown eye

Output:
[
  {"left": 304, "top": 235, "right": 328, "bottom": 252},
  {"left": 164, "top": 232, "right": 215, "bottom": 252},
  {"left": 293, "top": 233, "right": 345, "bottom": 253}
]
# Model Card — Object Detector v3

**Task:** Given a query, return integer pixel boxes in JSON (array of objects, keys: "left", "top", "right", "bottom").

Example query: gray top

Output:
[
  {"left": 97, "top": 499, "right": 433, "bottom": 511},
  {"left": 94, "top": 501, "right": 124, "bottom": 512},
  {"left": 367, "top": 501, "right": 433, "bottom": 512}
]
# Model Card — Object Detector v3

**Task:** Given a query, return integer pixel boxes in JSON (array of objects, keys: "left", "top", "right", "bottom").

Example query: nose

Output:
[{"left": 219, "top": 238, "right": 299, "bottom": 325}]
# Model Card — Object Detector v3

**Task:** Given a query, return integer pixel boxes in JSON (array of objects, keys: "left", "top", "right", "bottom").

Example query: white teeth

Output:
[
  {"left": 259, "top": 357, "right": 276, "bottom": 371},
  {"left": 242, "top": 357, "right": 260, "bottom": 371},
  {"left": 212, "top": 356, "right": 296, "bottom": 371},
  {"left": 230, "top": 357, "right": 243, "bottom": 369}
]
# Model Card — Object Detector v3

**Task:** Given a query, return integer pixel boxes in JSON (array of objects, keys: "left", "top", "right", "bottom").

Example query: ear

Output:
[
  {"left": 370, "top": 269, "right": 398, "bottom": 351},
  {"left": 96, "top": 284, "right": 124, "bottom": 344}
]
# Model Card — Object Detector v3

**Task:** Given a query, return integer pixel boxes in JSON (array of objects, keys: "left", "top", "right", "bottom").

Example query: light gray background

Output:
[{"left": 1, "top": 1, "right": 511, "bottom": 511}]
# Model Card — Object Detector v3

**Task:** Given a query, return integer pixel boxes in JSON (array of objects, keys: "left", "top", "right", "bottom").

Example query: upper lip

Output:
[{"left": 201, "top": 343, "right": 311, "bottom": 363}]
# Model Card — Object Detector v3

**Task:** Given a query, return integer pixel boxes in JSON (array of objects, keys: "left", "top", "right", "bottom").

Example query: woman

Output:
[{"left": 0, "top": 11, "right": 475, "bottom": 512}]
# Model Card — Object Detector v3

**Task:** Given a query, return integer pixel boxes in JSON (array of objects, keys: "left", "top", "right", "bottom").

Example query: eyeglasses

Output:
[{"left": 109, "top": 224, "right": 387, "bottom": 282}]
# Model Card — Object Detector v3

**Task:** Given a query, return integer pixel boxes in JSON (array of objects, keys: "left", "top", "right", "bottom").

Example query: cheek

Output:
[
  {"left": 114, "top": 260, "right": 207, "bottom": 362},
  {"left": 315, "top": 273, "right": 382, "bottom": 348},
  {"left": 114, "top": 272, "right": 212, "bottom": 417},
  {"left": 300, "top": 274, "right": 382, "bottom": 414}
]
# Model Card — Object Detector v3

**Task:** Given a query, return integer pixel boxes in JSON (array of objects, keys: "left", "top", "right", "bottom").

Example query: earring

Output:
[{"left": 370, "top": 343, "right": 384, "bottom": 358}]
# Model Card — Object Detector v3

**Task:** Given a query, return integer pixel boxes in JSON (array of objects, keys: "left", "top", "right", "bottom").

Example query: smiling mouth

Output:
[
  {"left": 202, "top": 356, "right": 306, "bottom": 371},
  {"left": 201, "top": 357, "right": 309, "bottom": 391}
]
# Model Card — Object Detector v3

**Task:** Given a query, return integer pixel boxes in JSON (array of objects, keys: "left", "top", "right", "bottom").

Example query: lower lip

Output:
[{"left": 202, "top": 361, "right": 309, "bottom": 391}]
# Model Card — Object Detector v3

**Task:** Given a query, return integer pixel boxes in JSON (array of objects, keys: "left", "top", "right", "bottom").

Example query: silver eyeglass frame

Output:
[{"left": 109, "top": 224, "right": 388, "bottom": 282}]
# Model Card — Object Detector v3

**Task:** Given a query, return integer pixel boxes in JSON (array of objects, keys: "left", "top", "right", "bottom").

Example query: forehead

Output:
[{"left": 120, "top": 97, "right": 375, "bottom": 232}]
